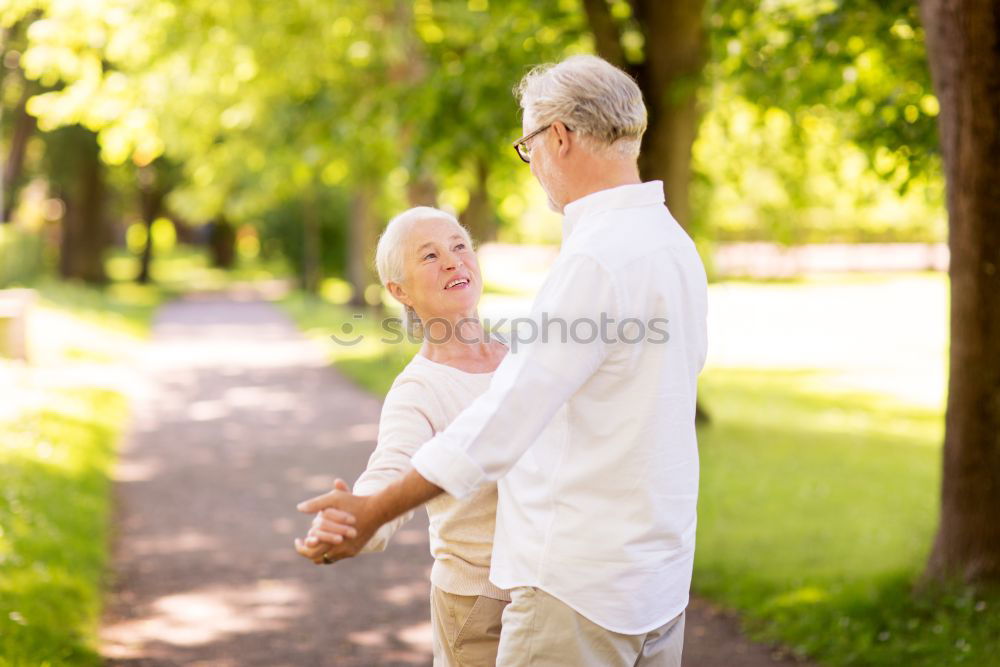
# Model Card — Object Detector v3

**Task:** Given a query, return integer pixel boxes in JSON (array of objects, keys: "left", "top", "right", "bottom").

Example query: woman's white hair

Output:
[
  {"left": 515, "top": 54, "right": 647, "bottom": 159},
  {"left": 374, "top": 206, "right": 472, "bottom": 338}
]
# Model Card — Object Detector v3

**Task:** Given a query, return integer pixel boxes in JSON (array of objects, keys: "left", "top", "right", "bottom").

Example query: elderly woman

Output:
[{"left": 296, "top": 206, "right": 529, "bottom": 666}]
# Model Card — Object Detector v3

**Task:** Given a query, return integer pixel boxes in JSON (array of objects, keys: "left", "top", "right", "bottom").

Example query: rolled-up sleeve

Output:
[{"left": 411, "top": 253, "right": 619, "bottom": 499}]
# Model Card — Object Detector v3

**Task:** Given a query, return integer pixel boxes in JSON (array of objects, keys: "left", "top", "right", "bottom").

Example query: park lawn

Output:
[
  {"left": 0, "top": 388, "right": 126, "bottom": 666},
  {"left": 105, "top": 244, "right": 289, "bottom": 294},
  {"left": 282, "top": 279, "right": 997, "bottom": 667},
  {"left": 279, "top": 291, "right": 417, "bottom": 395},
  {"left": 695, "top": 368, "right": 998, "bottom": 666},
  {"left": 0, "top": 279, "right": 162, "bottom": 666}
]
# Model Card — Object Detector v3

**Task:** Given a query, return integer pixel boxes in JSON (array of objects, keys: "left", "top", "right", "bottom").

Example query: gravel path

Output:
[{"left": 99, "top": 292, "right": 807, "bottom": 666}]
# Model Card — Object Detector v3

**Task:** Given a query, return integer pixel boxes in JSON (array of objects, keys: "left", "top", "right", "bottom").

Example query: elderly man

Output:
[{"left": 298, "top": 54, "right": 708, "bottom": 666}]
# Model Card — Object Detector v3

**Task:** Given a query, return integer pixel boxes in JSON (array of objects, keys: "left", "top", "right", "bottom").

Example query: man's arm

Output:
[
  {"left": 296, "top": 469, "right": 442, "bottom": 562},
  {"left": 409, "top": 253, "right": 619, "bottom": 499},
  {"left": 296, "top": 252, "right": 619, "bottom": 559},
  {"left": 368, "top": 468, "right": 443, "bottom": 527}
]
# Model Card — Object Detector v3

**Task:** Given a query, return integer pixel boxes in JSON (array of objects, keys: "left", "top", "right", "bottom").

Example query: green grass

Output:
[
  {"left": 105, "top": 244, "right": 289, "bottom": 294},
  {"left": 0, "top": 389, "right": 126, "bottom": 666},
  {"left": 283, "top": 276, "right": 996, "bottom": 666},
  {"left": 29, "top": 277, "right": 164, "bottom": 340},
  {"left": 279, "top": 290, "right": 416, "bottom": 395},
  {"left": 1, "top": 267, "right": 164, "bottom": 665},
  {"left": 695, "top": 368, "right": 998, "bottom": 666}
]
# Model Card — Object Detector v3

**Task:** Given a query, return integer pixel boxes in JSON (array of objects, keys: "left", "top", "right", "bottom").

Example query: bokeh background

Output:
[{"left": 1, "top": 1, "right": 997, "bottom": 665}]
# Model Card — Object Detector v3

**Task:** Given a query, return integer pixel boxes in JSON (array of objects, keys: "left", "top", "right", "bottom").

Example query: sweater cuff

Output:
[{"left": 411, "top": 436, "right": 486, "bottom": 500}]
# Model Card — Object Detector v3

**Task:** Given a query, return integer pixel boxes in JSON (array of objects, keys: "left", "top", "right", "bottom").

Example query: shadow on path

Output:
[
  {"left": 100, "top": 291, "right": 809, "bottom": 666},
  {"left": 101, "top": 294, "right": 433, "bottom": 666}
]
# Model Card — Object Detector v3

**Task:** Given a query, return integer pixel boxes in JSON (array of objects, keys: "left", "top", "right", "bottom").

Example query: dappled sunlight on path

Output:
[
  {"left": 99, "top": 290, "right": 816, "bottom": 666},
  {"left": 99, "top": 294, "right": 434, "bottom": 665}
]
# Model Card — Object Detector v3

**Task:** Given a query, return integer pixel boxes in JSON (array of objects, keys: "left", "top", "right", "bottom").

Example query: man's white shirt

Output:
[{"left": 410, "top": 180, "right": 708, "bottom": 634}]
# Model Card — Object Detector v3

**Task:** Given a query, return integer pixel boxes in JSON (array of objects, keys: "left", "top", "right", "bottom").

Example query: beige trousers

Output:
[
  {"left": 495, "top": 586, "right": 685, "bottom": 667},
  {"left": 431, "top": 585, "right": 509, "bottom": 666}
]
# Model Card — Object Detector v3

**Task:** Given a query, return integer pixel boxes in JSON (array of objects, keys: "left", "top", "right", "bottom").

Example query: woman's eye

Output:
[
  {"left": 454, "top": 243, "right": 466, "bottom": 251},
  {"left": 423, "top": 252, "right": 437, "bottom": 261}
]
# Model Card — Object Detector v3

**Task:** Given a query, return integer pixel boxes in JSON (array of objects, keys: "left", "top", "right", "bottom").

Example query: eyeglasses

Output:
[{"left": 512, "top": 122, "right": 572, "bottom": 163}]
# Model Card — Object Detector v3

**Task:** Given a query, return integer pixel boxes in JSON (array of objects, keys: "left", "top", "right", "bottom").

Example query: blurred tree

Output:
[
  {"left": 47, "top": 125, "right": 109, "bottom": 283},
  {"left": 712, "top": 0, "right": 997, "bottom": 587},
  {"left": 404, "top": 0, "right": 586, "bottom": 240},
  {"left": 580, "top": 0, "right": 710, "bottom": 422},
  {"left": 581, "top": 0, "right": 707, "bottom": 228},
  {"left": 135, "top": 159, "right": 177, "bottom": 283},
  {"left": 9, "top": 0, "right": 576, "bottom": 294},
  {"left": 259, "top": 187, "right": 350, "bottom": 290},
  {"left": 347, "top": 184, "right": 376, "bottom": 305},
  {"left": 208, "top": 216, "right": 236, "bottom": 269},
  {"left": 1, "top": 8, "right": 42, "bottom": 222},
  {"left": 461, "top": 158, "right": 494, "bottom": 243},
  {"left": 711, "top": 0, "right": 937, "bottom": 189},
  {"left": 919, "top": 0, "right": 1000, "bottom": 588}
]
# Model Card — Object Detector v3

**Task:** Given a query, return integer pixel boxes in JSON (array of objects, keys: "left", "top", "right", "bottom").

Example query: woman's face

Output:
[{"left": 393, "top": 216, "right": 482, "bottom": 321}]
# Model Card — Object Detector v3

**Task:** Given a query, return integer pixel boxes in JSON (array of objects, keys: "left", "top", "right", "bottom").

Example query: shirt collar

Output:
[{"left": 562, "top": 180, "right": 665, "bottom": 239}]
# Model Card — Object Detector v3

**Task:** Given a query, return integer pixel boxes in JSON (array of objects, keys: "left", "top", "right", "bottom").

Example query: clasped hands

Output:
[{"left": 294, "top": 479, "right": 374, "bottom": 565}]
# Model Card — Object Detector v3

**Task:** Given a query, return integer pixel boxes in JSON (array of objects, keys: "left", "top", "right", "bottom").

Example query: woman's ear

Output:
[{"left": 387, "top": 281, "right": 411, "bottom": 307}]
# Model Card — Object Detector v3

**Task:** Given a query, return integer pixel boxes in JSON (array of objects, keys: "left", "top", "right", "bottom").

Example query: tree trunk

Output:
[
  {"left": 2, "top": 75, "right": 37, "bottom": 222},
  {"left": 460, "top": 159, "right": 497, "bottom": 244},
  {"left": 920, "top": 0, "right": 1000, "bottom": 587},
  {"left": 58, "top": 129, "right": 107, "bottom": 284},
  {"left": 581, "top": 0, "right": 627, "bottom": 67},
  {"left": 301, "top": 190, "right": 322, "bottom": 294},
  {"left": 136, "top": 218, "right": 154, "bottom": 284},
  {"left": 407, "top": 174, "right": 438, "bottom": 207},
  {"left": 583, "top": 0, "right": 711, "bottom": 424},
  {"left": 1, "top": 12, "right": 40, "bottom": 223},
  {"left": 57, "top": 185, "right": 74, "bottom": 278},
  {"left": 631, "top": 0, "right": 706, "bottom": 229},
  {"left": 347, "top": 186, "right": 376, "bottom": 307},
  {"left": 136, "top": 164, "right": 166, "bottom": 284},
  {"left": 209, "top": 216, "right": 236, "bottom": 269}
]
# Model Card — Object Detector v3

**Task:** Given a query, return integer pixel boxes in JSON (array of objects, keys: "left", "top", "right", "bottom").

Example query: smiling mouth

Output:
[{"left": 444, "top": 278, "right": 470, "bottom": 290}]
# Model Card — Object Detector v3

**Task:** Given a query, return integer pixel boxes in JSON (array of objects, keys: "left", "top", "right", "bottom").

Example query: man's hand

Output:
[
  {"left": 294, "top": 468, "right": 444, "bottom": 565},
  {"left": 295, "top": 479, "right": 378, "bottom": 564},
  {"left": 293, "top": 479, "right": 363, "bottom": 564}
]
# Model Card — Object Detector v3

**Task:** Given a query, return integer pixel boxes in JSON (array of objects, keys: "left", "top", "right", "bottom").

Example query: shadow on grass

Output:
[
  {"left": 278, "top": 293, "right": 995, "bottom": 666},
  {"left": 695, "top": 368, "right": 997, "bottom": 666}
]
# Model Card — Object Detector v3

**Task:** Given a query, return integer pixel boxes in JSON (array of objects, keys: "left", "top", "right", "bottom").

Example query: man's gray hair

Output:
[
  {"left": 515, "top": 54, "right": 647, "bottom": 159},
  {"left": 374, "top": 206, "right": 472, "bottom": 337}
]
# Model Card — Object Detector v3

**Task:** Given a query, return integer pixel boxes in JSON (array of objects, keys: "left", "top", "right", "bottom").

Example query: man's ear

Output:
[
  {"left": 387, "top": 281, "right": 411, "bottom": 307},
  {"left": 552, "top": 121, "right": 572, "bottom": 157}
]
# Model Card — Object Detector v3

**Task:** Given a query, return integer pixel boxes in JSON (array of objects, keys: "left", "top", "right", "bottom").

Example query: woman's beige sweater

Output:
[{"left": 353, "top": 353, "right": 509, "bottom": 600}]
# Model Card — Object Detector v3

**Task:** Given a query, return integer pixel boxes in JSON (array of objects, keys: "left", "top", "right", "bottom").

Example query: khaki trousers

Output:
[
  {"left": 431, "top": 585, "right": 509, "bottom": 666},
  {"left": 496, "top": 586, "right": 685, "bottom": 667}
]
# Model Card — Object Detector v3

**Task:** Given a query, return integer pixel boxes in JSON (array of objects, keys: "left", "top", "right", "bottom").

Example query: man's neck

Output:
[{"left": 561, "top": 161, "right": 642, "bottom": 211}]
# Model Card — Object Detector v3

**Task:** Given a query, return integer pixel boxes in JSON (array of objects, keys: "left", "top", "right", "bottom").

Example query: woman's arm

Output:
[{"left": 345, "top": 378, "right": 438, "bottom": 553}]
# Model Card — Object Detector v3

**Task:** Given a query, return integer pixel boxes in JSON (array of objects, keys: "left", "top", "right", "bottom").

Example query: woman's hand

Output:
[
  {"left": 294, "top": 535, "right": 331, "bottom": 564},
  {"left": 295, "top": 468, "right": 441, "bottom": 565},
  {"left": 294, "top": 479, "right": 358, "bottom": 564},
  {"left": 295, "top": 481, "right": 383, "bottom": 564}
]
